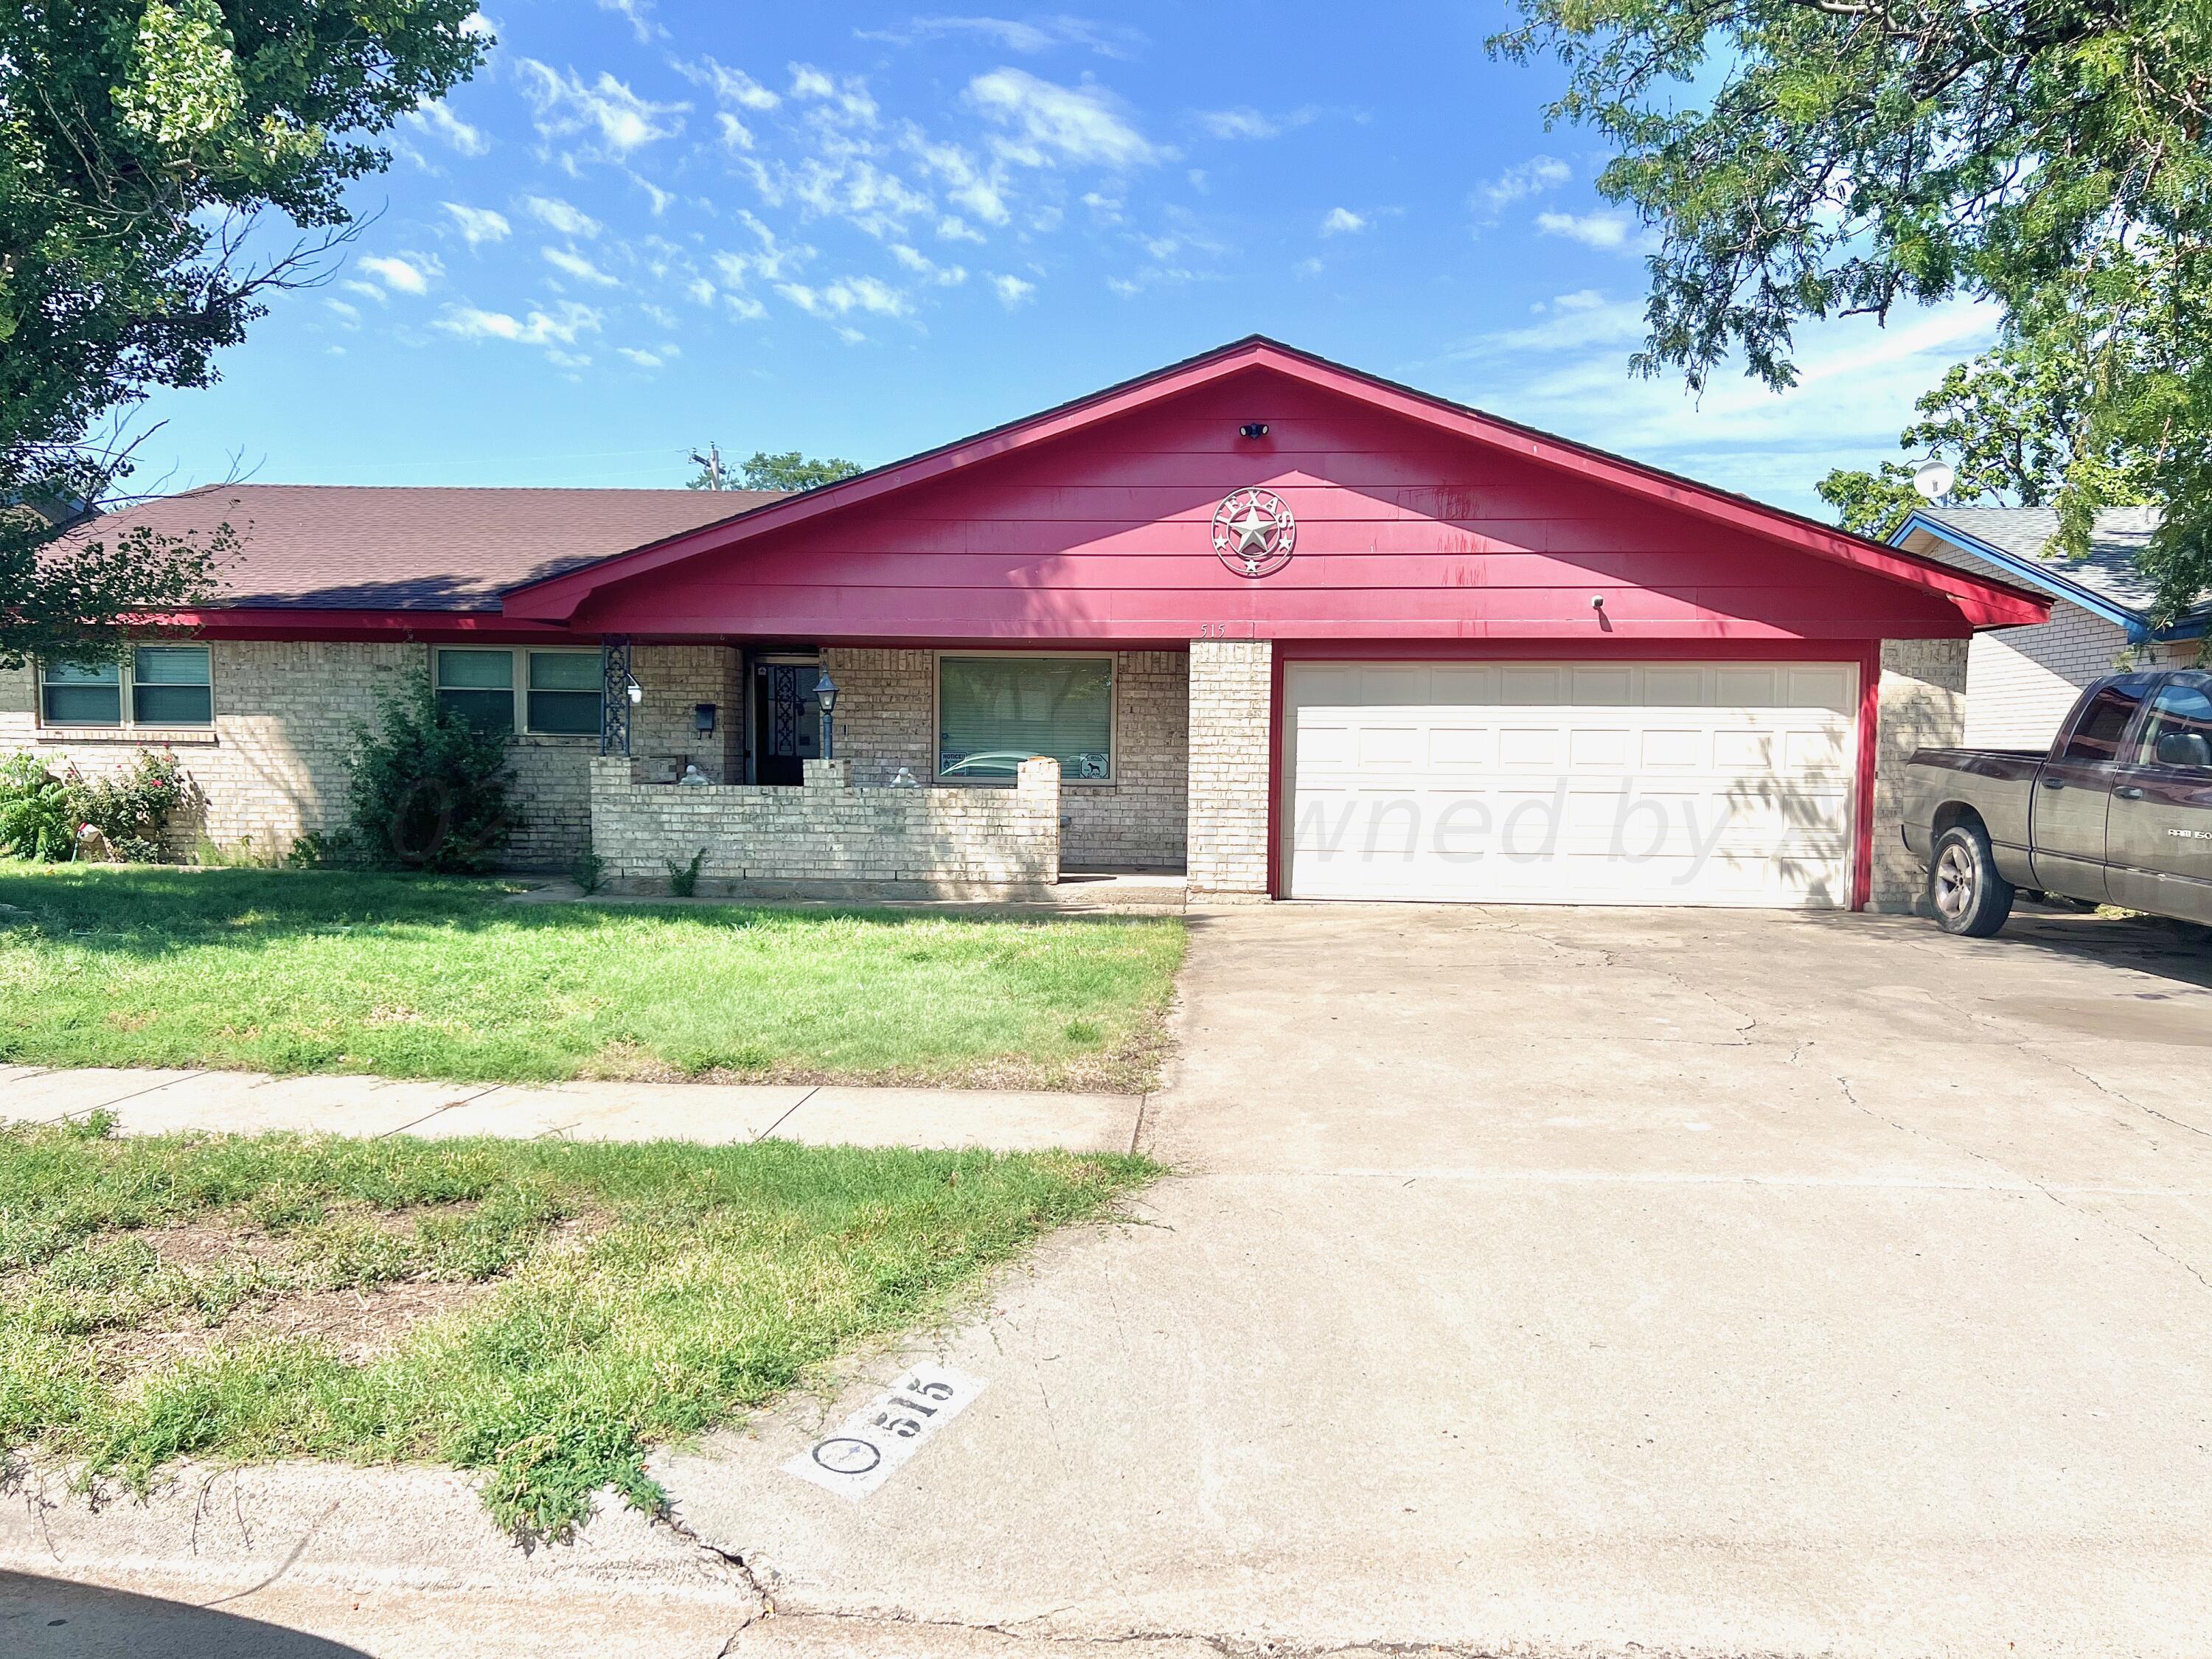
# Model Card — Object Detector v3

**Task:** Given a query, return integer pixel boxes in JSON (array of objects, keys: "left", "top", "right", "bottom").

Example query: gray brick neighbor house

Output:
[
  {"left": 1895, "top": 507, "right": 2208, "bottom": 748},
  {"left": 3, "top": 339, "right": 2052, "bottom": 909}
]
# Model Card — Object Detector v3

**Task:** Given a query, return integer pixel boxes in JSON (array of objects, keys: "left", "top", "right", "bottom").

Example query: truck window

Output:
[
  {"left": 2059, "top": 682, "right": 2150, "bottom": 763},
  {"left": 2135, "top": 682, "right": 2212, "bottom": 772}
]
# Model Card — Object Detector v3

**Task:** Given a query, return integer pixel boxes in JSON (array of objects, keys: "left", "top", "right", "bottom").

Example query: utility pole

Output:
[{"left": 689, "top": 442, "right": 724, "bottom": 490}]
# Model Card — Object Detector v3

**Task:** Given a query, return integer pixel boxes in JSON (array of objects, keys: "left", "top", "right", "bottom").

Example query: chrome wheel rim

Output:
[{"left": 1934, "top": 842, "right": 1976, "bottom": 919}]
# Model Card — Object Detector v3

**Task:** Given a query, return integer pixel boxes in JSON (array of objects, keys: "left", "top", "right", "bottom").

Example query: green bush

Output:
[
  {"left": 344, "top": 673, "right": 522, "bottom": 872},
  {"left": 0, "top": 755, "right": 77, "bottom": 860},
  {"left": 666, "top": 847, "right": 706, "bottom": 897},
  {"left": 0, "top": 751, "right": 187, "bottom": 862}
]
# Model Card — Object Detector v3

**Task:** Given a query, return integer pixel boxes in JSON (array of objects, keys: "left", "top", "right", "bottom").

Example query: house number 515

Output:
[{"left": 1195, "top": 622, "right": 1229, "bottom": 638}]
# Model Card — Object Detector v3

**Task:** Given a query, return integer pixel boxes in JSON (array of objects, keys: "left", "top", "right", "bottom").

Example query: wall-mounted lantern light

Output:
[
  {"left": 624, "top": 675, "right": 644, "bottom": 706},
  {"left": 813, "top": 669, "right": 840, "bottom": 760},
  {"left": 694, "top": 702, "right": 717, "bottom": 736}
]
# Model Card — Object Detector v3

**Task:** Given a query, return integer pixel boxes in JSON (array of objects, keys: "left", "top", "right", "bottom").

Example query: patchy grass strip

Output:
[
  {"left": 0, "top": 1119, "right": 1154, "bottom": 1536},
  {"left": 0, "top": 864, "right": 1187, "bottom": 1091}
]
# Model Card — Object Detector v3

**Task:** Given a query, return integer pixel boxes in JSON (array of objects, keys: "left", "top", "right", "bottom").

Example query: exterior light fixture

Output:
[
  {"left": 813, "top": 668, "right": 839, "bottom": 759},
  {"left": 624, "top": 675, "right": 644, "bottom": 705},
  {"left": 694, "top": 702, "right": 717, "bottom": 736},
  {"left": 1239, "top": 422, "right": 1270, "bottom": 439}
]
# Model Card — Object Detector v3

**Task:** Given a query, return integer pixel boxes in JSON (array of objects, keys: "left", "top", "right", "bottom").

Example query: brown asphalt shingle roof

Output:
[{"left": 60, "top": 484, "right": 785, "bottom": 612}]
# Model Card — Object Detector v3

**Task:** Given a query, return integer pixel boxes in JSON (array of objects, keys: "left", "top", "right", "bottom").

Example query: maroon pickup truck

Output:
[{"left": 1902, "top": 669, "right": 2212, "bottom": 936}]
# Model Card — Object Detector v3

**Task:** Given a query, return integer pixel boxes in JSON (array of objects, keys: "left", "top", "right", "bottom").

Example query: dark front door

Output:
[{"left": 752, "top": 657, "right": 821, "bottom": 785}]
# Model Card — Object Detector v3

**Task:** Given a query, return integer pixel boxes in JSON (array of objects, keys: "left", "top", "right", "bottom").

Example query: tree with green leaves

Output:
[
  {"left": 1818, "top": 332, "right": 2157, "bottom": 540},
  {"left": 1492, "top": 0, "right": 2212, "bottom": 621},
  {"left": 1, "top": 0, "right": 489, "bottom": 667},
  {"left": 688, "top": 450, "right": 864, "bottom": 493}
]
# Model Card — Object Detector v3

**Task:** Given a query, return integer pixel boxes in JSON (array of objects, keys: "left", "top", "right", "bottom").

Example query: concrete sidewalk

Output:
[{"left": 0, "top": 1065, "right": 1142, "bottom": 1154}]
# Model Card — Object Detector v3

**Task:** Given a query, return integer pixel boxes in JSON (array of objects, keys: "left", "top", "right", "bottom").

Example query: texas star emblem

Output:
[{"left": 1210, "top": 487, "right": 1295, "bottom": 577}]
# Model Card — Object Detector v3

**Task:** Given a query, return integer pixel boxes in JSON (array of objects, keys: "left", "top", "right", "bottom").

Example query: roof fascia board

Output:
[{"left": 1894, "top": 510, "right": 2146, "bottom": 636}]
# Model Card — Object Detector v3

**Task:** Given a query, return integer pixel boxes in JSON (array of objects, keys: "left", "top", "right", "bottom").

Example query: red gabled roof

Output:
[
  {"left": 501, "top": 335, "right": 2051, "bottom": 630},
  {"left": 69, "top": 484, "right": 782, "bottom": 613}
]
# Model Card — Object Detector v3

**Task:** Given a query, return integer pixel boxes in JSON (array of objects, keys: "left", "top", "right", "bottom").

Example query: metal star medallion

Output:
[{"left": 1210, "top": 487, "right": 1295, "bottom": 577}]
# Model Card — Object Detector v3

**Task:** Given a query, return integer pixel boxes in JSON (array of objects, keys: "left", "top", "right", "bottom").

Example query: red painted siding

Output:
[{"left": 558, "top": 370, "right": 1975, "bottom": 644}]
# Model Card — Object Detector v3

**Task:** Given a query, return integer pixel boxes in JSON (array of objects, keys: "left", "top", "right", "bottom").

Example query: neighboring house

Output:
[
  {"left": 1, "top": 337, "right": 2048, "bottom": 909},
  {"left": 1894, "top": 506, "right": 2207, "bottom": 748}
]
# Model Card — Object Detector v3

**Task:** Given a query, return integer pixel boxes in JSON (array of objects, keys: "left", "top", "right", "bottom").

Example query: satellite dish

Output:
[{"left": 1912, "top": 459, "right": 1957, "bottom": 502}]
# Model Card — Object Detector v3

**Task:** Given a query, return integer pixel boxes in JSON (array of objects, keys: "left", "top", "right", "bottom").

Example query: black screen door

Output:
[{"left": 753, "top": 659, "right": 819, "bottom": 785}]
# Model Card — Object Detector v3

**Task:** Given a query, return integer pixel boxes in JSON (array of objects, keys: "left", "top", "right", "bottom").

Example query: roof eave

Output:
[{"left": 1896, "top": 509, "right": 2143, "bottom": 633}]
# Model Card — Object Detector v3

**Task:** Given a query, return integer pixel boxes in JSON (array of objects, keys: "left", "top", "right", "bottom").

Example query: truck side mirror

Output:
[{"left": 2155, "top": 729, "right": 2212, "bottom": 769}]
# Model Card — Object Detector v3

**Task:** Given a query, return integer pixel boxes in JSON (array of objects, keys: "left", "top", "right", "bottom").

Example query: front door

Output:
[
  {"left": 2107, "top": 673, "right": 2212, "bottom": 923},
  {"left": 2030, "top": 674, "right": 2157, "bottom": 902},
  {"left": 751, "top": 656, "right": 821, "bottom": 786}
]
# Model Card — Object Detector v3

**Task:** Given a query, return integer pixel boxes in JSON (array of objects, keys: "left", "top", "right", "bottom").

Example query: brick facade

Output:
[
  {"left": 820, "top": 646, "right": 1189, "bottom": 869},
  {"left": 1186, "top": 639, "right": 1273, "bottom": 896},
  {"left": 1871, "top": 637, "right": 1969, "bottom": 912},
  {"left": 0, "top": 640, "right": 740, "bottom": 870},
  {"left": 588, "top": 754, "right": 1060, "bottom": 894}
]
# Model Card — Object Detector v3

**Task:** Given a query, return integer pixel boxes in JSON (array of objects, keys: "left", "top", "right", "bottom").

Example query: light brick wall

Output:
[
  {"left": 1186, "top": 638, "right": 1273, "bottom": 896},
  {"left": 1871, "top": 637, "right": 1969, "bottom": 912},
  {"left": 819, "top": 645, "right": 1189, "bottom": 869},
  {"left": 1902, "top": 529, "right": 2193, "bottom": 747},
  {"left": 0, "top": 639, "right": 630, "bottom": 869},
  {"left": 627, "top": 644, "right": 744, "bottom": 783},
  {"left": 588, "top": 753, "right": 1060, "bottom": 892}
]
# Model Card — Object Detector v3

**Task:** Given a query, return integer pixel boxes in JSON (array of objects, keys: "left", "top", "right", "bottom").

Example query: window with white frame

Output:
[
  {"left": 936, "top": 653, "right": 1112, "bottom": 781},
  {"left": 434, "top": 647, "right": 601, "bottom": 736},
  {"left": 39, "top": 645, "right": 212, "bottom": 728}
]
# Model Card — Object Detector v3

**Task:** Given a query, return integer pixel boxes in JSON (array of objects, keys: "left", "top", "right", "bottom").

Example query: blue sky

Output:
[{"left": 131, "top": 1, "right": 1997, "bottom": 515}]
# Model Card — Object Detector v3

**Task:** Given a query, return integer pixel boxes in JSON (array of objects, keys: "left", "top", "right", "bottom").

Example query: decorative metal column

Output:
[{"left": 600, "top": 636, "right": 633, "bottom": 757}]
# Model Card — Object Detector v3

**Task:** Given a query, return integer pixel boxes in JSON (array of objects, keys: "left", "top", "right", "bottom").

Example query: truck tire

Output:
[{"left": 1929, "top": 823, "right": 2015, "bottom": 937}]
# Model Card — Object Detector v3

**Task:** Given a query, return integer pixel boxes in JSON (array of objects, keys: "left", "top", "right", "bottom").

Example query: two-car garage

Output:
[{"left": 1280, "top": 659, "right": 1865, "bottom": 908}]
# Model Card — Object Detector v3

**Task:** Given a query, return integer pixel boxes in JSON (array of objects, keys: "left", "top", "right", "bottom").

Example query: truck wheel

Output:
[{"left": 1930, "top": 823, "right": 2015, "bottom": 937}]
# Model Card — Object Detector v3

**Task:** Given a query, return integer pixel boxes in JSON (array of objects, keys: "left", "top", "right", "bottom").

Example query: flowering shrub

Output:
[{"left": 0, "top": 751, "right": 189, "bottom": 862}]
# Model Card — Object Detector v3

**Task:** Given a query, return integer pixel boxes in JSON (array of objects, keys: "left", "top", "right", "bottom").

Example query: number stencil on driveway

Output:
[{"left": 783, "top": 1362, "right": 987, "bottom": 1500}]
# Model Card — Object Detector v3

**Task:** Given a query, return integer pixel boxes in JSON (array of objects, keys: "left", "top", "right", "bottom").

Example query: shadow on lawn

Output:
[{"left": 0, "top": 864, "right": 1183, "bottom": 963}]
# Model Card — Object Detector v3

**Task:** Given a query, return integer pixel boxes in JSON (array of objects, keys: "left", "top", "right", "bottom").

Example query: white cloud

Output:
[
  {"left": 1473, "top": 156, "right": 1571, "bottom": 215},
  {"left": 597, "top": 0, "right": 661, "bottom": 42},
  {"left": 866, "top": 16, "right": 1144, "bottom": 56},
  {"left": 937, "top": 214, "right": 987, "bottom": 243},
  {"left": 716, "top": 112, "right": 755, "bottom": 150},
  {"left": 617, "top": 346, "right": 665, "bottom": 368},
  {"left": 891, "top": 243, "right": 968, "bottom": 285},
  {"left": 434, "top": 300, "right": 604, "bottom": 347},
  {"left": 522, "top": 195, "right": 603, "bottom": 237},
  {"left": 442, "top": 203, "right": 511, "bottom": 246},
  {"left": 1320, "top": 206, "right": 1366, "bottom": 237},
  {"left": 408, "top": 102, "right": 490, "bottom": 157},
  {"left": 1451, "top": 291, "right": 1647, "bottom": 358},
  {"left": 1536, "top": 209, "right": 1636, "bottom": 249},
  {"left": 967, "top": 68, "right": 1160, "bottom": 169},
  {"left": 787, "top": 63, "right": 879, "bottom": 126},
  {"left": 357, "top": 253, "right": 440, "bottom": 295},
  {"left": 1196, "top": 107, "right": 1276, "bottom": 140},
  {"left": 629, "top": 172, "right": 674, "bottom": 215},
  {"left": 324, "top": 299, "right": 361, "bottom": 324},
  {"left": 905, "top": 133, "right": 1010, "bottom": 226},
  {"left": 713, "top": 210, "right": 809, "bottom": 288},
  {"left": 776, "top": 275, "right": 911, "bottom": 318},
  {"left": 462, "top": 11, "right": 496, "bottom": 38},
  {"left": 543, "top": 246, "right": 622, "bottom": 287},
  {"left": 678, "top": 57, "right": 782, "bottom": 111},
  {"left": 341, "top": 279, "right": 386, "bottom": 304},
  {"left": 990, "top": 272, "right": 1036, "bottom": 307},
  {"left": 515, "top": 61, "right": 686, "bottom": 155}
]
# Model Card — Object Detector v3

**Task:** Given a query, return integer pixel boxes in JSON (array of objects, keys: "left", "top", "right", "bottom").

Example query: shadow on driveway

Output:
[{"left": 0, "top": 1571, "right": 370, "bottom": 1658}]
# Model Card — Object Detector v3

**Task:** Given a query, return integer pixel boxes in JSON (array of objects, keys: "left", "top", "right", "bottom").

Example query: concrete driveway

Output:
[{"left": 664, "top": 904, "right": 2212, "bottom": 1658}]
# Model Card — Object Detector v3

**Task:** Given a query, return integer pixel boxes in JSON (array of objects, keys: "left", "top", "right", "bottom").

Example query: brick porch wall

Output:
[
  {"left": 1871, "top": 637, "right": 1969, "bottom": 913},
  {"left": 589, "top": 754, "right": 1060, "bottom": 891},
  {"left": 820, "top": 646, "right": 1189, "bottom": 869}
]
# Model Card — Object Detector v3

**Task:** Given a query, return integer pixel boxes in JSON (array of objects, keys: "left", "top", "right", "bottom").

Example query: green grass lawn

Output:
[
  {"left": 0, "top": 864, "right": 1185, "bottom": 1090},
  {"left": 0, "top": 1119, "right": 1152, "bottom": 1534}
]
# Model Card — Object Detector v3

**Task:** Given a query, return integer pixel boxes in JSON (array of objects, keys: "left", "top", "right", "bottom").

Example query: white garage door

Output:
[{"left": 1283, "top": 660, "right": 1859, "bottom": 908}]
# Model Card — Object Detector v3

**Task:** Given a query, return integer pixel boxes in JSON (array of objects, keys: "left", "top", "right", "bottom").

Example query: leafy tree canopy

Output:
[
  {"left": 1493, "top": 0, "right": 2212, "bottom": 620},
  {"left": 0, "top": 0, "right": 488, "bottom": 665},
  {"left": 734, "top": 451, "right": 865, "bottom": 493}
]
